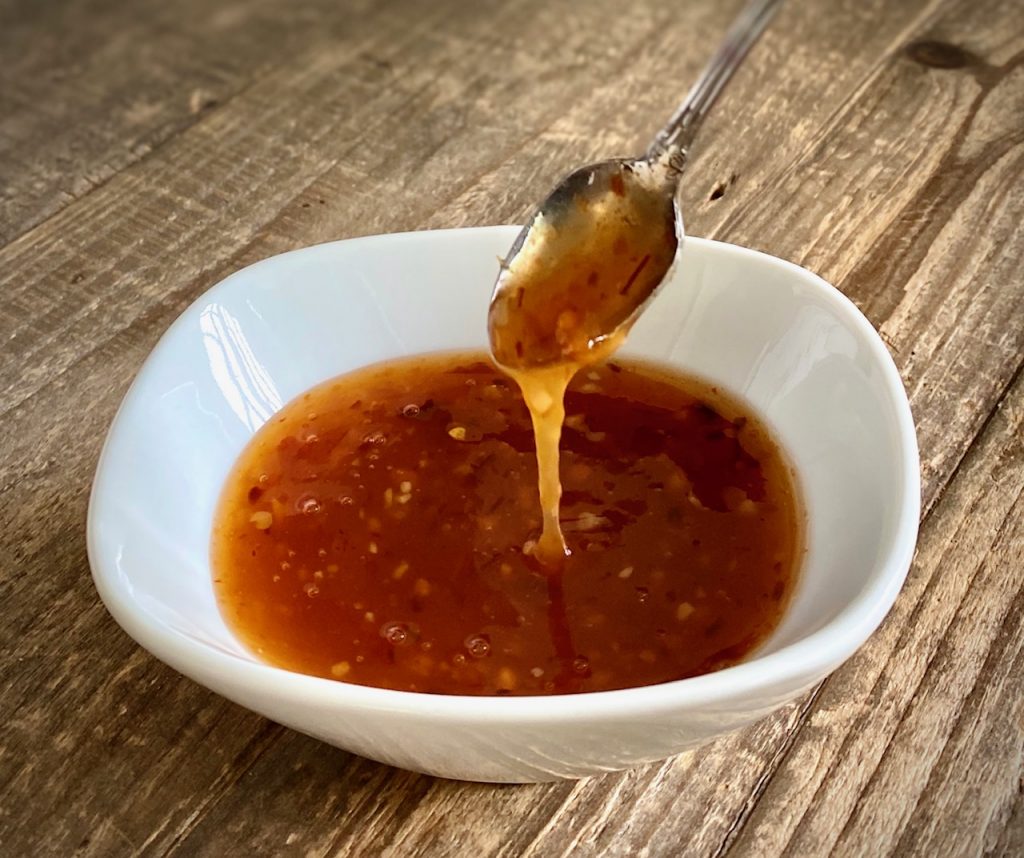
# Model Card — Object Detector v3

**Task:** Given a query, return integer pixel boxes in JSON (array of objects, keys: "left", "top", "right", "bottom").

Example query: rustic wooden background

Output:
[{"left": 2, "top": 0, "right": 1022, "bottom": 854}]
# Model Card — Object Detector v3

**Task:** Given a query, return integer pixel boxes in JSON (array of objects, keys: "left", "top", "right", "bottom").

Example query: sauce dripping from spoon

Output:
[
  {"left": 488, "top": 0, "right": 782, "bottom": 566},
  {"left": 489, "top": 165, "right": 675, "bottom": 565}
]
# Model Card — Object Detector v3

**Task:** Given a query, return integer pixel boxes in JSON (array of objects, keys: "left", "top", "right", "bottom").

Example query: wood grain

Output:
[
  {"left": 0, "top": 0, "right": 1022, "bottom": 854},
  {"left": 0, "top": 0, "right": 383, "bottom": 245},
  {"left": 727, "top": 366, "right": 1024, "bottom": 858}
]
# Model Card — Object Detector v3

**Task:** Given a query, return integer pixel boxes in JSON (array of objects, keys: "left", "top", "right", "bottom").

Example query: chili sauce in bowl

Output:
[{"left": 213, "top": 352, "right": 801, "bottom": 696}]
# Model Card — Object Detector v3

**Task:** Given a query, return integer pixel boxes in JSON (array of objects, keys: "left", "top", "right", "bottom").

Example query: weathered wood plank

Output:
[
  {"left": 879, "top": 505, "right": 1024, "bottom": 857},
  {"left": 0, "top": 0, "right": 680, "bottom": 419},
  {"left": 0, "top": 0, "right": 384, "bottom": 245},
  {"left": 0, "top": 0, "right": 1022, "bottom": 854},
  {"left": 992, "top": 791, "right": 1024, "bottom": 858},
  {"left": 726, "top": 368, "right": 1024, "bottom": 857}
]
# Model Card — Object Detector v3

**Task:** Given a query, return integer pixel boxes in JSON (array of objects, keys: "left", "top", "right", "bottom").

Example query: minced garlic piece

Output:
[{"left": 249, "top": 511, "right": 272, "bottom": 530}]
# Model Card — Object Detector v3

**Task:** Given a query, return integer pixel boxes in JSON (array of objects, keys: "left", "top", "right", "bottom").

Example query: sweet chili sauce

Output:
[{"left": 212, "top": 353, "right": 800, "bottom": 696}]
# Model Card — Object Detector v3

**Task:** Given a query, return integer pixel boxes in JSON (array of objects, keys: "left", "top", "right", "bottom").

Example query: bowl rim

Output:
[{"left": 87, "top": 226, "right": 920, "bottom": 722}]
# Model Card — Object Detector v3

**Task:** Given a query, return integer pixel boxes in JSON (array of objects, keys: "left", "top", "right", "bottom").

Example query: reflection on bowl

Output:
[{"left": 88, "top": 226, "right": 919, "bottom": 782}]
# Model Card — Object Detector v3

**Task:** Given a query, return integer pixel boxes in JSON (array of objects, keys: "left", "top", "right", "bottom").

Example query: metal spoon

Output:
[{"left": 488, "top": 0, "right": 783, "bottom": 370}]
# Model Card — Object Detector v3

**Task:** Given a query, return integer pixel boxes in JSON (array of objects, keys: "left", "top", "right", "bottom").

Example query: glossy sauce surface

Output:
[{"left": 213, "top": 353, "right": 801, "bottom": 695}]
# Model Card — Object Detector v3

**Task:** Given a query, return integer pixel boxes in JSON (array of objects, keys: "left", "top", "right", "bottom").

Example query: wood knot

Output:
[
  {"left": 905, "top": 40, "right": 975, "bottom": 69},
  {"left": 708, "top": 172, "right": 739, "bottom": 203}
]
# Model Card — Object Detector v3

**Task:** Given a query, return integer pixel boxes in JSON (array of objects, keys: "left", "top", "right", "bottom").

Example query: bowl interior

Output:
[{"left": 90, "top": 227, "right": 917, "bottom": 685}]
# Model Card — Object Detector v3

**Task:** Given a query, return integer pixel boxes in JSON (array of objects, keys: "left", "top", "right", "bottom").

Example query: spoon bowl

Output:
[{"left": 488, "top": 157, "right": 682, "bottom": 370}]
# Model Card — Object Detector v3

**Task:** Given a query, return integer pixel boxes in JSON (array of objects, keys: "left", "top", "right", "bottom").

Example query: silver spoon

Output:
[{"left": 488, "top": 0, "right": 783, "bottom": 371}]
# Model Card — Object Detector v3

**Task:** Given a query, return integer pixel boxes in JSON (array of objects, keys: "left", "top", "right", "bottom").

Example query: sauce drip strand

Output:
[
  {"left": 507, "top": 364, "right": 574, "bottom": 562},
  {"left": 213, "top": 354, "right": 800, "bottom": 696}
]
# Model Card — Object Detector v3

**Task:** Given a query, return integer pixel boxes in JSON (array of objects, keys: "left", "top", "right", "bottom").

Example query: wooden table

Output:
[{"left": 2, "top": 0, "right": 1022, "bottom": 854}]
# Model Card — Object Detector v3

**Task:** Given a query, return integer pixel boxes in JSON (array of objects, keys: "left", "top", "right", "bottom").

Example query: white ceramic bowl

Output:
[{"left": 88, "top": 226, "right": 919, "bottom": 782}]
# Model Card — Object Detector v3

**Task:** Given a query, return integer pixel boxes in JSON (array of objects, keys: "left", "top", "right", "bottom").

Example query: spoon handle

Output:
[{"left": 646, "top": 0, "right": 783, "bottom": 163}]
